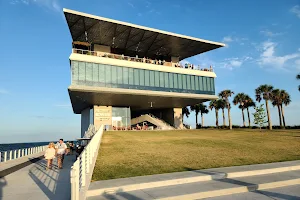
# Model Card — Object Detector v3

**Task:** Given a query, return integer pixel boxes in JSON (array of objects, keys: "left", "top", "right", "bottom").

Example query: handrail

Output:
[
  {"left": 70, "top": 125, "right": 104, "bottom": 200},
  {"left": 0, "top": 145, "right": 47, "bottom": 163},
  {"left": 72, "top": 48, "right": 214, "bottom": 72}
]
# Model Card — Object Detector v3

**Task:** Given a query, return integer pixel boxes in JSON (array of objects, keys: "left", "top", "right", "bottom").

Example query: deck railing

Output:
[
  {"left": 70, "top": 125, "right": 104, "bottom": 200},
  {"left": 0, "top": 145, "right": 47, "bottom": 163},
  {"left": 72, "top": 48, "right": 214, "bottom": 72}
]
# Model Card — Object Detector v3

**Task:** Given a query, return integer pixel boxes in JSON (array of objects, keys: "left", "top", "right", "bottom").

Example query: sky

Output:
[{"left": 0, "top": 0, "right": 300, "bottom": 143}]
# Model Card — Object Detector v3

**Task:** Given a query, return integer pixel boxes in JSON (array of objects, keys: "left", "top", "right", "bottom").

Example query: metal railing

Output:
[
  {"left": 72, "top": 48, "right": 214, "bottom": 72},
  {"left": 0, "top": 145, "right": 47, "bottom": 163},
  {"left": 70, "top": 125, "right": 104, "bottom": 200}
]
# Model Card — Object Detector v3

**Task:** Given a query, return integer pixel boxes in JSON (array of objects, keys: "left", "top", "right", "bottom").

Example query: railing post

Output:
[
  {"left": 25, "top": 149, "right": 27, "bottom": 156},
  {"left": 18, "top": 149, "right": 21, "bottom": 158},
  {"left": 9, "top": 151, "right": 12, "bottom": 160},
  {"left": 75, "top": 162, "right": 80, "bottom": 199},
  {"left": 86, "top": 148, "right": 89, "bottom": 174},
  {"left": 81, "top": 153, "right": 86, "bottom": 187},
  {"left": 0, "top": 152, "right": 2, "bottom": 162},
  {"left": 4, "top": 152, "right": 7, "bottom": 162},
  {"left": 22, "top": 149, "right": 25, "bottom": 157}
]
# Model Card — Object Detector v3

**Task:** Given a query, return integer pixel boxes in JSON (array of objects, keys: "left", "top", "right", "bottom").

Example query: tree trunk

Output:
[
  {"left": 277, "top": 105, "right": 282, "bottom": 128},
  {"left": 195, "top": 112, "right": 198, "bottom": 129},
  {"left": 280, "top": 104, "right": 286, "bottom": 128},
  {"left": 247, "top": 107, "right": 251, "bottom": 127},
  {"left": 201, "top": 113, "right": 204, "bottom": 127},
  {"left": 222, "top": 108, "right": 226, "bottom": 127},
  {"left": 265, "top": 100, "right": 272, "bottom": 130},
  {"left": 215, "top": 110, "right": 219, "bottom": 127},
  {"left": 228, "top": 106, "right": 232, "bottom": 130},
  {"left": 242, "top": 108, "right": 246, "bottom": 127}
]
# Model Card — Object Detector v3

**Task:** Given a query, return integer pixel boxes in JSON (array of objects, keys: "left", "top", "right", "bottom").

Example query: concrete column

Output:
[
  {"left": 174, "top": 108, "right": 183, "bottom": 129},
  {"left": 81, "top": 108, "right": 91, "bottom": 137}
]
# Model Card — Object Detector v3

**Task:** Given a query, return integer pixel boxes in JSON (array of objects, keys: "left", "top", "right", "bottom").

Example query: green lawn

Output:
[{"left": 92, "top": 129, "right": 300, "bottom": 181}]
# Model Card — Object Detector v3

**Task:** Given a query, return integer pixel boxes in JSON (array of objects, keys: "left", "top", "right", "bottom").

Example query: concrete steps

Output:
[{"left": 87, "top": 160, "right": 300, "bottom": 200}]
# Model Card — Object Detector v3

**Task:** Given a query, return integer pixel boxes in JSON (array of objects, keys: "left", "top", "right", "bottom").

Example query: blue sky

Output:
[{"left": 0, "top": 0, "right": 300, "bottom": 143}]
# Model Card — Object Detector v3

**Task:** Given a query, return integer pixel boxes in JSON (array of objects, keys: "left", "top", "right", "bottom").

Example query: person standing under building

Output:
[{"left": 56, "top": 139, "right": 67, "bottom": 169}]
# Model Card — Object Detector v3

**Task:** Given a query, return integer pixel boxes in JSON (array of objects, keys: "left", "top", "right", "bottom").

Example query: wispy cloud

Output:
[
  {"left": 222, "top": 36, "right": 248, "bottom": 47},
  {"left": 260, "top": 29, "right": 284, "bottom": 37},
  {"left": 0, "top": 89, "right": 9, "bottom": 94},
  {"left": 10, "top": 0, "right": 61, "bottom": 13},
  {"left": 127, "top": 2, "right": 135, "bottom": 8},
  {"left": 54, "top": 103, "right": 71, "bottom": 108},
  {"left": 258, "top": 41, "right": 300, "bottom": 69},
  {"left": 290, "top": 5, "right": 300, "bottom": 18},
  {"left": 222, "top": 36, "right": 233, "bottom": 43},
  {"left": 31, "top": 115, "right": 57, "bottom": 119},
  {"left": 220, "top": 56, "right": 253, "bottom": 70},
  {"left": 194, "top": 54, "right": 252, "bottom": 71}
]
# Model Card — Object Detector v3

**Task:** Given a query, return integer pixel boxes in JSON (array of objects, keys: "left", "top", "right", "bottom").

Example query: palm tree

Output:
[
  {"left": 297, "top": 74, "right": 300, "bottom": 91},
  {"left": 271, "top": 89, "right": 283, "bottom": 127},
  {"left": 255, "top": 85, "right": 273, "bottom": 130},
  {"left": 244, "top": 95, "right": 255, "bottom": 127},
  {"left": 233, "top": 93, "right": 247, "bottom": 127},
  {"left": 199, "top": 103, "right": 209, "bottom": 127},
  {"left": 219, "top": 90, "right": 234, "bottom": 129},
  {"left": 182, "top": 106, "right": 190, "bottom": 123},
  {"left": 190, "top": 104, "right": 201, "bottom": 128},
  {"left": 280, "top": 90, "right": 291, "bottom": 128},
  {"left": 209, "top": 100, "right": 220, "bottom": 127},
  {"left": 218, "top": 99, "right": 227, "bottom": 127}
]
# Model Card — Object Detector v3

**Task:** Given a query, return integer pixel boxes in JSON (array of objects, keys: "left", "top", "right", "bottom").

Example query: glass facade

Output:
[
  {"left": 71, "top": 61, "right": 215, "bottom": 95},
  {"left": 112, "top": 107, "right": 131, "bottom": 127}
]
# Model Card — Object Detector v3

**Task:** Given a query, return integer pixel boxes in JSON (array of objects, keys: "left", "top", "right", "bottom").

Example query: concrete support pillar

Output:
[
  {"left": 81, "top": 108, "right": 91, "bottom": 137},
  {"left": 171, "top": 56, "right": 180, "bottom": 67},
  {"left": 93, "top": 106, "right": 112, "bottom": 131},
  {"left": 173, "top": 108, "right": 183, "bottom": 129}
]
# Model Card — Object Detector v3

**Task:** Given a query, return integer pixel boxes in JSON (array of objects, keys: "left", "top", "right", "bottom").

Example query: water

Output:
[{"left": 0, "top": 142, "right": 50, "bottom": 152}]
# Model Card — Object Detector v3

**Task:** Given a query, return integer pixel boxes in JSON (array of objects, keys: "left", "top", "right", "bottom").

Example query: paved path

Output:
[
  {"left": 87, "top": 160, "right": 300, "bottom": 200},
  {"left": 0, "top": 155, "right": 75, "bottom": 200}
]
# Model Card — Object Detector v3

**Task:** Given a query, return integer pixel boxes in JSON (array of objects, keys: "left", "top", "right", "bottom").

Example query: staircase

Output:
[
  {"left": 86, "top": 160, "right": 300, "bottom": 200},
  {"left": 131, "top": 114, "right": 175, "bottom": 130}
]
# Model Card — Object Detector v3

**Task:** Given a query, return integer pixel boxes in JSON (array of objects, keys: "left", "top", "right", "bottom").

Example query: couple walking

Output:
[{"left": 44, "top": 139, "right": 67, "bottom": 170}]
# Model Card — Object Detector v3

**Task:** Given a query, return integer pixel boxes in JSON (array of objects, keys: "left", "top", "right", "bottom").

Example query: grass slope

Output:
[{"left": 92, "top": 129, "right": 300, "bottom": 181}]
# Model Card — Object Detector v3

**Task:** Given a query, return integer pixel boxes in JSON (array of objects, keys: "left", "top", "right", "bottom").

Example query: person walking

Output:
[
  {"left": 44, "top": 142, "right": 56, "bottom": 170},
  {"left": 56, "top": 139, "right": 67, "bottom": 169}
]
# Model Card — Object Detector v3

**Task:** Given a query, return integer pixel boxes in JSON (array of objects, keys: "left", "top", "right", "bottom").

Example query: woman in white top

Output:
[{"left": 44, "top": 142, "right": 56, "bottom": 170}]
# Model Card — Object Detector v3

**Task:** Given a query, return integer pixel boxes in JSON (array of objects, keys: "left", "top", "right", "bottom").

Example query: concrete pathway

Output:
[
  {"left": 0, "top": 155, "right": 75, "bottom": 200},
  {"left": 87, "top": 160, "right": 300, "bottom": 200}
]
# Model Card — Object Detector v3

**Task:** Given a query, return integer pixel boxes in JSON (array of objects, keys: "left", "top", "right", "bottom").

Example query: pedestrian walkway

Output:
[
  {"left": 87, "top": 160, "right": 300, "bottom": 200},
  {"left": 0, "top": 155, "right": 75, "bottom": 200}
]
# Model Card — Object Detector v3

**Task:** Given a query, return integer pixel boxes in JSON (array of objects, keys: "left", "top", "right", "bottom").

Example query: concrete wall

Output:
[
  {"left": 93, "top": 106, "right": 112, "bottom": 131},
  {"left": 94, "top": 45, "right": 111, "bottom": 53},
  {"left": 81, "top": 107, "right": 91, "bottom": 137}
]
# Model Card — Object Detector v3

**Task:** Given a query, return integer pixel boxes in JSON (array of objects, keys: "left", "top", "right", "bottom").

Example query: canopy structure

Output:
[{"left": 64, "top": 8, "right": 225, "bottom": 60}]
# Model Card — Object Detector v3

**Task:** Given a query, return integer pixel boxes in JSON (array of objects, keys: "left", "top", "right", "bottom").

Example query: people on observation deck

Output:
[{"left": 78, "top": 49, "right": 213, "bottom": 71}]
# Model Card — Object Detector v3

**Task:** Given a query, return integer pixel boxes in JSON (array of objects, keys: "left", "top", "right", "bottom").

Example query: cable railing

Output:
[
  {"left": 70, "top": 124, "right": 104, "bottom": 200},
  {"left": 0, "top": 145, "right": 47, "bottom": 163},
  {"left": 72, "top": 48, "right": 214, "bottom": 72}
]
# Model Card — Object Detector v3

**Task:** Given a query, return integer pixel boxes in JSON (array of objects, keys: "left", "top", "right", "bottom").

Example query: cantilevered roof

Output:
[{"left": 63, "top": 8, "right": 225, "bottom": 60}]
